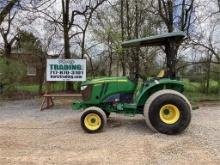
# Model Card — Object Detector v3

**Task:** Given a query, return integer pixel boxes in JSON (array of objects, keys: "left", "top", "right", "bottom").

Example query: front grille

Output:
[{"left": 81, "top": 85, "right": 92, "bottom": 101}]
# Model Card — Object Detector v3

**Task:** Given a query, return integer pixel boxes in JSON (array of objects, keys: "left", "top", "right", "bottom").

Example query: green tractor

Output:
[{"left": 72, "top": 32, "right": 191, "bottom": 135}]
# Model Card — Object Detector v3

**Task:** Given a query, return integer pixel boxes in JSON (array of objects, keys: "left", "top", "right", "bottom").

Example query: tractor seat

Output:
[{"left": 157, "top": 70, "right": 165, "bottom": 78}]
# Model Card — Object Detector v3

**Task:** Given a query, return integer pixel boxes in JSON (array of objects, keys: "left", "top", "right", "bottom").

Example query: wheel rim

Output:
[
  {"left": 84, "top": 113, "right": 101, "bottom": 130},
  {"left": 159, "top": 104, "right": 180, "bottom": 124}
]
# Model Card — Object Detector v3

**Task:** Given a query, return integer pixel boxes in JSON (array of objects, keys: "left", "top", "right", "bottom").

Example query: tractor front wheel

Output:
[
  {"left": 144, "top": 89, "right": 191, "bottom": 135},
  {"left": 81, "top": 106, "right": 107, "bottom": 133}
]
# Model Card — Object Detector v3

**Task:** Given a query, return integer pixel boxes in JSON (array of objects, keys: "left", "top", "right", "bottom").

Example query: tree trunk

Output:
[
  {"left": 38, "top": 57, "right": 46, "bottom": 95},
  {"left": 62, "top": 0, "right": 73, "bottom": 92},
  {"left": 0, "top": 0, "right": 18, "bottom": 25},
  {"left": 81, "top": 30, "right": 86, "bottom": 59},
  {"left": 205, "top": 53, "right": 213, "bottom": 94},
  {"left": 108, "top": 57, "right": 112, "bottom": 76},
  {"left": 88, "top": 56, "right": 94, "bottom": 77},
  {"left": 167, "top": 0, "right": 174, "bottom": 32},
  {"left": 38, "top": 66, "right": 45, "bottom": 95},
  {"left": 107, "top": 34, "right": 113, "bottom": 76},
  {"left": 4, "top": 42, "right": 12, "bottom": 58},
  {"left": 165, "top": 41, "right": 178, "bottom": 79},
  {"left": 158, "top": 0, "right": 179, "bottom": 78},
  {"left": 134, "top": 0, "right": 139, "bottom": 82},
  {"left": 63, "top": 29, "right": 70, "bottom": 59},
  {"left": 120, "top": 0, "right": 126, "bottom": 76},
  {"left": 108, "top": 50, "right": 113, "bottom": 76},
  {"left": 125, "top": 0, "right": 133, "bottom": 78},
  {"left": 206, "top": 65, "right": 210, "bottom": 94},
  {"left": 64, "top": 29, "right": 73, "bottom": 92},
  {"left": 218, "top": 0, "right": 220, "bottom": 12}
]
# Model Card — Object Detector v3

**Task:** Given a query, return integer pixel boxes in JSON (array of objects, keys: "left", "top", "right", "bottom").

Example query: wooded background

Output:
[{"left": 0, "top": 0, "right": 219, "bottom": 100}]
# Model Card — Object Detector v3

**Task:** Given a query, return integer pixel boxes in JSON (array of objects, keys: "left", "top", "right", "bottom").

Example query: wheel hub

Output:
[
  {"left": 159, "top": 104, "right": 180, "bottom": 124},
  {"left": 84, "top": 113, "right": 101, "bottom": 130}
]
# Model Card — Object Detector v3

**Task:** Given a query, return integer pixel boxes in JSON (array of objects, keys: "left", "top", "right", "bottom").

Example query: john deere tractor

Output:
[{"left": 72, "top": 32, "right": 191, "bottom": 135}]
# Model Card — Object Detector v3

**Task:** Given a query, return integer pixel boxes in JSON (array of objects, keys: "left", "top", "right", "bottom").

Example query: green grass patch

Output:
[
  {"left": 16, "top": 84, "right": 40, "bottom": 94},
  {"left": 183, "top": 79, "right": 200, "bottom": 93},
  {"left": 184, "top": 91, "right": 220, "bottom": 103},
  {"left": 183, "top": 79, "right": 220, "bottom": 104},
  {"left": 16, "top": 82, "right": 69, "bottom": 94}
]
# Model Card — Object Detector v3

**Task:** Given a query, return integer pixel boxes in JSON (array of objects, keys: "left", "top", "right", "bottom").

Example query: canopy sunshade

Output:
[{"left": 121, "top": 31, "right": 186, "bottom": 48}]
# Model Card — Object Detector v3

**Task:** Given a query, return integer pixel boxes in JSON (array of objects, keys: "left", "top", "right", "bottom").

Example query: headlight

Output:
[{"left": 81, "top": 85, "right": 87, "bottom": 91}]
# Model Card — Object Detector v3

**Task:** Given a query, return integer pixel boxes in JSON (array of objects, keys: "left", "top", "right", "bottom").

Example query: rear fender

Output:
[{"left": 136, "top": 80, "right": 184, "bottom": 106}]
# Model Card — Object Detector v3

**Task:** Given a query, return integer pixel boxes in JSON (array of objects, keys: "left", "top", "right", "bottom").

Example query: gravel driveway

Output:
[{"left": 0, "top": 99, "right": 219, "bottom": 165}]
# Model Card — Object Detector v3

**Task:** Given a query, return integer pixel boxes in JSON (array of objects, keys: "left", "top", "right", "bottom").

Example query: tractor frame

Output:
[{"left": 72, "top": 32, "right": 192, "bottom": 135}]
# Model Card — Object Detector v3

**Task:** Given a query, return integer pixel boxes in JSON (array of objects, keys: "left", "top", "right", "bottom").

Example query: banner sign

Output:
[{"left": 46, "top": 59, "right": 86, "bottom": 81}]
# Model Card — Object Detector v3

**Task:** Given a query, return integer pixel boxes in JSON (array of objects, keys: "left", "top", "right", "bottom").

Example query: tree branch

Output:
[{"left": 0, "top": 0, "right": 19, "bottom": 25}]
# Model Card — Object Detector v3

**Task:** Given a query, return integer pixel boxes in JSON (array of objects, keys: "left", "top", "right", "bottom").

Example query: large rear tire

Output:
[
  {"left": 81, "top": 106, "right": 107, "bottom": 133},
  {"left": 144, "top": 89, "right": 191, "bottom": 135}
]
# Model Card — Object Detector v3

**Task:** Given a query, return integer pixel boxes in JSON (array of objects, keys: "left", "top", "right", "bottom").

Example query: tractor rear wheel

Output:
[
  {"left": 81, "top": 106, "right": 107, "bottom": 133},
  {"left": 144, "top": 89, "right": 191, "bottom": 135}
]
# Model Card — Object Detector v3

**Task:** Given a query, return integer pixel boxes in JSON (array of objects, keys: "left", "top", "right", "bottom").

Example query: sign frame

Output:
[{"left": 46, "top": 59, "right": 86, "bottom": 82}]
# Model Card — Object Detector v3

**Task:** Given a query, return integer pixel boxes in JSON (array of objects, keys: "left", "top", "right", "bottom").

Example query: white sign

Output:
[{"left": 46, "top": 59, "right": 86, "bottom": 81}]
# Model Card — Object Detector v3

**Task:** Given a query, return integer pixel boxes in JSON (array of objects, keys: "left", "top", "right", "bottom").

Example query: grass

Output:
[
  {"left": 184, "top": 92, "right": 220, "bottom": 103},
  {"left": 15, "top": 82, "right": 73, "bottom": 94},
  {"left": 183, "top": 79, "right": 220, "bottom": 104},
  {"left": 16, "top": 84, "right": 41, "bottom": 94}
]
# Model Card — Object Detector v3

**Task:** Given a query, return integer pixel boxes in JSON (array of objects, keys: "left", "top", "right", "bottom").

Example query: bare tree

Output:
[
  {"left": 190, "top": 21, "right": 220, "bottom": 64},
  {"left": 0, "top": 11, "right": 18, "bottom": 58},
  {"left": 148, "top": 0, "right": 195, "bottom": 78},
  {"left": 120, "top": 0, "right": 126, "bottom": 75},
  {"left": 38, "top": 26, "right": 58, "bottom": 95},
  {"left": 0, "top": 0, "right": 19, "bottom": 25},
  {"left": 91, "top": 0, "right": 160, "bottom": 78},
  {"left": 218, "top": 0, "right": 220, "bottom": 11},
  {"left": 189, "top": 21, "right": 220, "bottom": 93},
  {"left": 31, "top": 0, "right": 106, "bottom": 91},
  {"left": 123, "top": 0, "right": 157, "bottom": 81},
  {"left": 79, "top": 0, "right": 106, "bottom": 59}
]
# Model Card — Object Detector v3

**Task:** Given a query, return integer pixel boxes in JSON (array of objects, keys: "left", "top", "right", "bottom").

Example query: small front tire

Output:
[{"left": 81, "top": 106, "right": 107, "bottom": 133}]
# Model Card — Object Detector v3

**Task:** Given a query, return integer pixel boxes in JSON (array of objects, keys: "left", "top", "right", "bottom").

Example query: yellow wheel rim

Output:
[
  {"left": 84, "top": 113, "right": 101, "bottom": 131},
  {"left": 159, "top": 104, "right": 180, "bottom": 124}
]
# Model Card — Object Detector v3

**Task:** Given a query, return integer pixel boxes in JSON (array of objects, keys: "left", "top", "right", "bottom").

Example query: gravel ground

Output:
[{"left": 0, "top": 99, "right": 220, "bottom": 165}]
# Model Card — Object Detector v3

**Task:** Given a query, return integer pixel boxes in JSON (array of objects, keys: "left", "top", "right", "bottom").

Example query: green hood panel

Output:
[{"left": 81, "top": 77, "right": 136, "bottom": 104}]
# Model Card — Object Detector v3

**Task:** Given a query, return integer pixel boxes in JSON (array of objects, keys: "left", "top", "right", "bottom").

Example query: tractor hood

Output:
[
  {"left": 80, "top": 77, "right": 136, "bottom": 104},
  {"left": 82, "top": 77, "right": 130, "bottom": 85}
]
